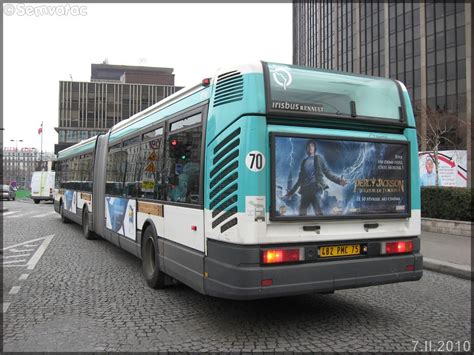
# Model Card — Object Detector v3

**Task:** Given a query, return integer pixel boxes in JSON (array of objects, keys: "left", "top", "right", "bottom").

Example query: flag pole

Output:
[{"left": 40, "top": 121, "right": 43, "bottom": 168}]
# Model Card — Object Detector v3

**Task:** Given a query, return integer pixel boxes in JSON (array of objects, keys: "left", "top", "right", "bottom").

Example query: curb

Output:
[{"left": 423, "top": 257, "right": 472, "bottom": 280}]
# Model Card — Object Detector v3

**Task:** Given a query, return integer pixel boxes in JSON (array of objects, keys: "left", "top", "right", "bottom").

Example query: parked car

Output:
[{"left": 1, "top": 184, "right": 16, "bottom": 201}]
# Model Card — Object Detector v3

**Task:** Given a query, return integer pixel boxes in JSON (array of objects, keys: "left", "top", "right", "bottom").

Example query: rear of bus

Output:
[{"left": 203, "top": 62, "right": 422, "bottom": 300}]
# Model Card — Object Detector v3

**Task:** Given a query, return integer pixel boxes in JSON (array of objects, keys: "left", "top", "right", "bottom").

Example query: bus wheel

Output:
[
  {"left": 142, "top": 227, "right": 166, "bottom": 289},
  {"left": 60, "top": 202, "right": 69, "bottom": 224},
  {"left": 82, "top": 209, "right": 95, "bottom": 240},
  {"left": 34, "top": 200, "right": 40, "bottom": 204}
]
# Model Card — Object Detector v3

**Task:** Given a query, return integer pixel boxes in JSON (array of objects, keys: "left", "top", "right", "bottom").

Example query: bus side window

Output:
[
  {"left": 106, "top": 144, "right": 127, "bottom": 196},
  {"left": 165, "top": 115, "right": 202, "bottom": 205},
  {"left": 123, "top": 136, "right": 143, "bottom": 199},
  {"left": 139, "top": 133, "right": 165, "bottom": 200},
  {"left": 55, "top": 161, "right": 61, "bottom": 188}
]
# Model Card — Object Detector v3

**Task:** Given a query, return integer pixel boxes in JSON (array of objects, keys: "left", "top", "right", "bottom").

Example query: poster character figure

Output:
[
  {"left": 286, "top": 140, "right": 347, "bottom": 216},
  {"left": 128, "top": 204, "right": 134, "bottom": 235},
  {"left": 420, "top": 156, "right": 442, "bottom": 186},
  {"left": 64, "top": 190, "right": 74, "bottom": 211}
]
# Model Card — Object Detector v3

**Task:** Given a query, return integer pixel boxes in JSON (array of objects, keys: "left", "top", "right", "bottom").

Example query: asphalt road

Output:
[{"left": 2, "top": 199, "right": 472, "bottom": 352}]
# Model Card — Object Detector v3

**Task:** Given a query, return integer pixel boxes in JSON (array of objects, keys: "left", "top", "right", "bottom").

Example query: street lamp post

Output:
[{"left": 10, "top": 139, "right": 23, "bottom": 187}]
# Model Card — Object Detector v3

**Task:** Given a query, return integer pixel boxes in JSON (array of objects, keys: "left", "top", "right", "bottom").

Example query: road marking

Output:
[
  {"left": 2, "top": 211, "right": 18, "bottom": 216},
  {"left": 1, "top": 235, "right": 54, "bottom": 268},
  {"left": 26, "top": 235, "right": 54, "bottom": 270},
  {"left": 3, "top": 254, "right": 31, "bottom": 258},
  {"left": 7, "top": 212, "right": 35, "bottom": 218},
  {"left": 3, "top": 303, "right": 11, "bottom": 313},
  {"left": 2, "top": 237, "right": 49, "bottom": 251},
  {"left": 32, "top": 211, "right": 56, "bottom": 218},
  {"left": 19, "top": 274, "right": 29, "bottom": 280},
  {"left": 9, "top": 248, "right": 35, "bottom": 253},
  {"left": 9, "top": 286, "right": 20, "bottom": 295},
  {"left": 7, "top": 213, "right": 26, "bottom": 219},
  {"left": 2, "top": 259, "right": 27, "bottom": 265}
]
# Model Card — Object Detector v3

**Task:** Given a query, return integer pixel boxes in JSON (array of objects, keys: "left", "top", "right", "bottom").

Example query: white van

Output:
[{"left": 31, "top": 171, "right": 55, "bottom": 204}]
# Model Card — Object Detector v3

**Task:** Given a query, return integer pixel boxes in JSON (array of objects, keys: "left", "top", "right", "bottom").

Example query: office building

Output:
[
  {"left": 293, "top": 1, "right": 472, "bottom": 181},
  {"left": 55, "top": 64, "right": 183, "bottom": 154}
]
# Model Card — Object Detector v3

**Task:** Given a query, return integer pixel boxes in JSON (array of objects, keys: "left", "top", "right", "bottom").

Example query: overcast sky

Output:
[{"left": 3, "top": 3, "right": 292, "bottom": 153}]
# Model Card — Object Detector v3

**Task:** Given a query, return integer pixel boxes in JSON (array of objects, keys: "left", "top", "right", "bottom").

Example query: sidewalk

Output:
[{"left": 420, "top": 230, "right": 472, "bottom": 280}]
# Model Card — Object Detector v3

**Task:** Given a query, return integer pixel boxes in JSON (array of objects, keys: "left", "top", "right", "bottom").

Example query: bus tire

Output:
[
  {"left": 82, "top": 209, "right": 95, "bottom": 240},
  {"left": 60, "top": 202, "right": 69, "bottom": 224},
  {"left": 141, "top": 226, "right": 166, "bottom": 289},
  {"left": 34, "top": 199, "right": 40, "bottom": 204}
]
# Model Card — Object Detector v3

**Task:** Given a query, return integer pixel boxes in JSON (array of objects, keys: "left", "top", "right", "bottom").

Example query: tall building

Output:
[
  {"left": 293, "top": 1, "right": 472, "bottom": 183},
  {"left": 2, "top": 147, "right": 55, "bottom": 188},
  {"left": 55, "top": 64, "right": 183, "bottom": 154}
]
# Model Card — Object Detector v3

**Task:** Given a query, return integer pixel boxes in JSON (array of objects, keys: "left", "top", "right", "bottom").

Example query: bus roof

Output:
[
  {"left": 57, "top": 135, "right": 97, "bottom": 160},
  {"left": 57, "top": 61, "right": 413, "bottom": 160}
]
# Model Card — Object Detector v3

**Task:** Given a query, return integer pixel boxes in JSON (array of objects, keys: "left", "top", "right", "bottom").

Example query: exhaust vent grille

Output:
[
  {"left": 213, "top": 71, "right": 243, "bottom": 107},
  {"left": 209, "top": 128, "right": 241, "bottom": 232}
]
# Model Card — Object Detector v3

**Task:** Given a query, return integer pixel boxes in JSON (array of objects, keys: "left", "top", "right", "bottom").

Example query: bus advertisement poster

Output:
[
  {"left": 64, "top": 190, "right": 77, "bottom": 213},
  {"left": 105, "top": 197, "right": 136, "bottom": 240},
  {"left": 272, "top": 134, "right": 409, "bottom": 220}
]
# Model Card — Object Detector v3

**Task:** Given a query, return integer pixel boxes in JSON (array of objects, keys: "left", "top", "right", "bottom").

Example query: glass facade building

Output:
[{"left": 293, "top": 1, "right": 472, "bottom": 182}]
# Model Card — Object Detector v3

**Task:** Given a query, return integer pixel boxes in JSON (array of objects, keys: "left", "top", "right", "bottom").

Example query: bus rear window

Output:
[{"left": 264, "top": 62, "right": 404, "bottom": 121}]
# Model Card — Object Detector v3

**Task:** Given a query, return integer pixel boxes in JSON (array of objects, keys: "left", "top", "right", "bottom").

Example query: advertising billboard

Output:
[
  {"left": 271, "top": 134, "right": 410, "bottom": 220},
  {"left": 105, "top": 197, "right": 136, "bottom": 240},
  {"left": 418, "top": 150, "right": 467, "bottom": 187}
]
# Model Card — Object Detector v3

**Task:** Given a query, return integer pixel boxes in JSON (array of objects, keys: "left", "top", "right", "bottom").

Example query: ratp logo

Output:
[{"left": 271, "top": 67, "right": 293, "bottom": 90}]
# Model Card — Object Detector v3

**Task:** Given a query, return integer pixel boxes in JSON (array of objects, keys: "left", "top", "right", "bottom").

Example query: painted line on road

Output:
[
  {"left": 9, "top": 248, "right": 35, "bottom": 253},
  {"left": 2, "top": 211, "right": 18, "bottom": 216},
  {"left": 7, "top": 214, "right": 26, "bottom": 219},
  {"left": 2, "top": 237, "right": 49, "bottom": 251},
  {"left": 3, "top": 254, "right": 31, "bottom": 258},
  {"left": 7, "top": 213, "right": 33, "bottom": 219},
  {"left": 3, "top": 303, "right": 11, "bottom": 313},
  {"left": 9, "top": 286, "right": 21, "bottom": 295},
  {"left": 26, "top": 234, "right": 54, "bottom": 270},
  {"left": 19, "top": 274, "right": 29, "bottom": 280},
  {"left": 2, "top": 259, "right": 27, "bottom": 265},
  {"left": 32, "top": 211, "right": 56, "bottom": 218}
]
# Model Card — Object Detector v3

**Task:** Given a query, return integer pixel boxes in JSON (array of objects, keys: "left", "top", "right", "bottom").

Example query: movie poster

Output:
[
  {"left": 105, "top": 197, "right": 136, "bottom": 240},
  {"left": 272, "top": 135, "right": 409, "bottom": 219}
]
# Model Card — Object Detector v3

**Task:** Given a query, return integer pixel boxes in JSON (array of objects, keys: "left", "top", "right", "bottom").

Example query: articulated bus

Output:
[{"left": 55, "top": 62, "right": 422, "bottom": 299}]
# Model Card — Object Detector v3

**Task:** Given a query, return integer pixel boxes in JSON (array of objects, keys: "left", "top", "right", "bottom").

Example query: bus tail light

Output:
[
  {"left": 262, "top": 249, "right": 301, "bottom": 264},
  {"left": 385, "top": 240, "right": 413, "bottom": 254}
]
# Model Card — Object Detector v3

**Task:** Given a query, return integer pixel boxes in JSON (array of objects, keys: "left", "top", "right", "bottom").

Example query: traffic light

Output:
[{"left": 169, "top": 138, "right": 191, "bottom": 161}]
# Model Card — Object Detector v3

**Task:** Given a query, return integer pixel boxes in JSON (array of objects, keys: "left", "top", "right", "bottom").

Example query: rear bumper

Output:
[
  {"left": 31, "top": 196, "right": 53, "bottom": 201},
  {"left": 204, "top": 238, "right": 423, "bottom": 300}
]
